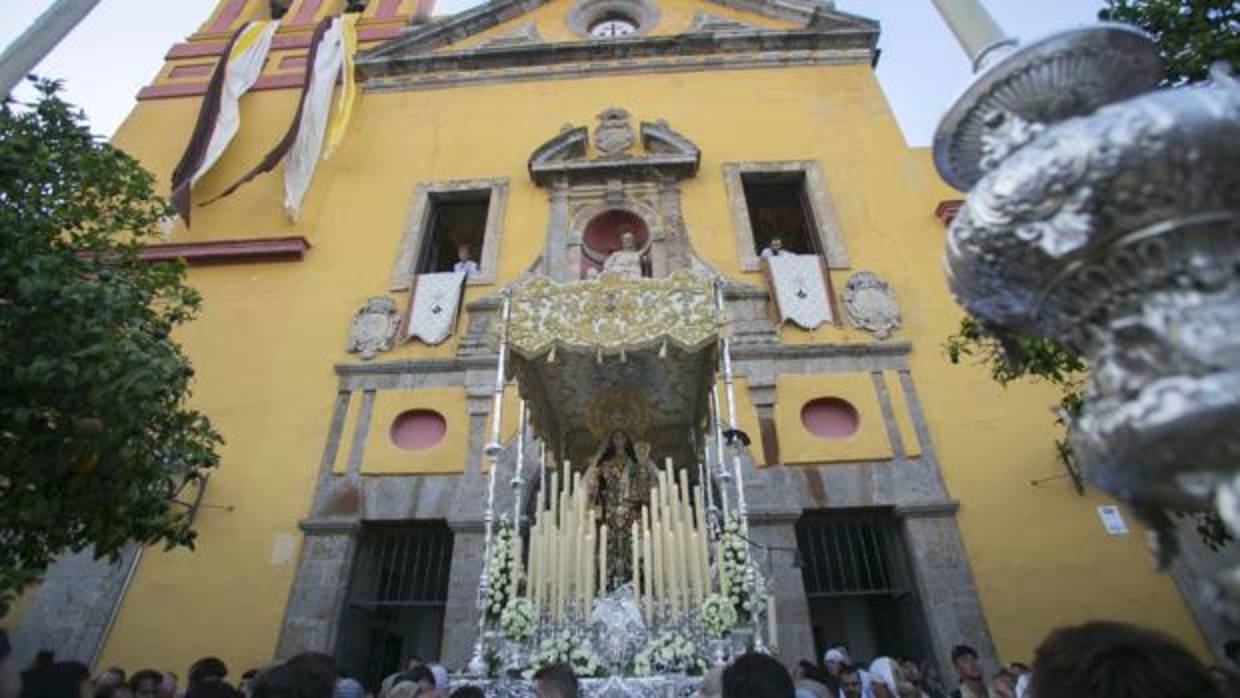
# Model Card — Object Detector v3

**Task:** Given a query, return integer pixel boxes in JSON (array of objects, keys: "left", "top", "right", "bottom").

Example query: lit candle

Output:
[
  {"left": 641, "top": 521, "right": 653, "bottom": 621},
  {"left": 528, "top": 520, "right": 539, "bottom": 604}
]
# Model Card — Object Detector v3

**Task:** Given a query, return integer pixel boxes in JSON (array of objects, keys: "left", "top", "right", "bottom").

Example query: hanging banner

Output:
[
  {"left": 169, "top": 20, "right": 280, "bottom": 225},
  {"left": 406, "top": 272, "right": 468, "bottom": 345},
  {"left": 206, "top": 13, "right": 363, "bottom": 222},
  {"left": 764, "top": 253, "right": 834, "bottom": 330}
]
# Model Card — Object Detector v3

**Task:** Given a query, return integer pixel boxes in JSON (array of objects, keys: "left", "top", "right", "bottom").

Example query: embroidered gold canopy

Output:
[
  {"left": 506, "top": 270, "right": 722, "bottom": 359},
  {"left": 503, "top": 270, "right": 724, "bottom": 464}
]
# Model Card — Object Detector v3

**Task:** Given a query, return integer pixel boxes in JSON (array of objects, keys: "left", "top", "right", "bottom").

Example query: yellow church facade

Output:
[{"left": 7, "top": 0, "right": 1220, "bottom": 685}]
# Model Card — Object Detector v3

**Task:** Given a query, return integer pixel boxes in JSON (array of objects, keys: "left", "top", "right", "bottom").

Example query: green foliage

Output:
[
  {"left": 0, "top": 80, "right": 222, "bottom": 615},
  {"left": 1099, "top": 0, "right": 1240, "bottom": 84}
]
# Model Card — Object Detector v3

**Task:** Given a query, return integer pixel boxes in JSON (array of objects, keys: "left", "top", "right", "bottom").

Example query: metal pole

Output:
[
  {"left": 928, "top": 0, "right": 1005, "bottom": 62},
  {"left": 714, "top": 280, "right": 749, "bottom": 534},
  {"left": 512, "top": 400, "right": 528, "bottom": 530},
  {"left": 469, "top": 292, "right": 512, "bottom": 675},
  {"left": 709, "top": 385, "right": 730, "bottom": 520},
  {"left": 0, "top": 0, "right": 103, "bottom": 96}
]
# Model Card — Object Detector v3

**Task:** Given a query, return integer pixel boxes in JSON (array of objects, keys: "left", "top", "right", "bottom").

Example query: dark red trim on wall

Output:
[
  {"left": 167, "top": 24, "right": 401, "bottom": 59},
  {"left": 138, "top": 72, "right": 308, "bottom": 99},
  {"left": 206, "top": 0, "right": 250, "bottom": 34},
  {"left": 935, "top": 200, "right": 963, "bottom": 226},
  {"left": 139, "top": 236, "right": 311, "bottom": 264},
  {"left": 291, "top": 0, "right": 325, "bottom": 25}
]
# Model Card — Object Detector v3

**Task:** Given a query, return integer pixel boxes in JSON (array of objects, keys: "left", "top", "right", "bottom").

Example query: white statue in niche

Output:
[{"left": 600, "top": 228, "right": 645, "bottom": 279}]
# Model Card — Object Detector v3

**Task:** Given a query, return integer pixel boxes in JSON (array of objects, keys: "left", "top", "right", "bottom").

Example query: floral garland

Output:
[
  {"left": 633, "top": 631, "right": 708, "bottom": 677},
  {"left": 525, "top": 629, "right": 605, "bottom": 678},
  {"left": 483, "top": 521, "right": 519, "bottom": 624},
  {"left": 717, "top": 514, "right": 765, "bottom": 622},
  {"left": 500, "top": 597, "right": 537, "bottom": 642},
  {"left": 700, "top": 593, "right": 739, "bottom": 638}
]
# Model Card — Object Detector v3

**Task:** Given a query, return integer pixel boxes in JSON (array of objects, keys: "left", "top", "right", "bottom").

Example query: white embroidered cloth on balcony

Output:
[
  {"left": 764, "top": 253, "right": 833, "bottom": 330},
  {"left": 406, "top": 271, "right": 467, "bottom": 345}
]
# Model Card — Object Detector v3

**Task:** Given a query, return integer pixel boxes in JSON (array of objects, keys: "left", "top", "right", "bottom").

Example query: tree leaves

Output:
[
  {"left": 0, "top": 80, "right": 222, "bottom": 615},
  {"left": 1100, "top": 0, "right": 1240, "bottom": 85}
]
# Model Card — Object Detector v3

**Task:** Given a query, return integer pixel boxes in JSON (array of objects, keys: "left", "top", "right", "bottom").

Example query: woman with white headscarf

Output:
[{"left": 868, "top": 657, "right": 921, "bottom": 698}]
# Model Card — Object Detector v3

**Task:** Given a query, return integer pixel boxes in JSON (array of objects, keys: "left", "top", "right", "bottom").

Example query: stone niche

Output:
[{"left": 527, "top": 107, "right": 708, "bottom": 282}]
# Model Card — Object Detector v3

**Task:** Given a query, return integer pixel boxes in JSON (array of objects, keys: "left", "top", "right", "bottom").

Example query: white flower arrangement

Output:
[
  {"left": 716, "top": 514, "right": 765, "bottom": 622},
  {"left": 700, "top": 593, "right": 739, "bottom": 638},
  {"left": 524, "top": 629, "right": 605, "bottom": 678},
  {"left": 500, "top": 597, "right": 537, "bottom": 642},
  {"left": 633, "top": 631, "right": 708, "bottom": 677},
  {"left": 483, "top": 521, "right": 519, "bottom": 624}
]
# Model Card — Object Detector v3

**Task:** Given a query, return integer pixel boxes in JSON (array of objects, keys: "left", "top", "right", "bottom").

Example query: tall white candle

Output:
[{"left": 641, "top": 521, "right": 653, "bottom": 622}]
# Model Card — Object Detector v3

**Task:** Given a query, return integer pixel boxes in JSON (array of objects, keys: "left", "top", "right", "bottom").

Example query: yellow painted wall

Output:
[
  {"left": 775, "top": 373, "right": 891, "bottom": 464},
  {"left": 363, "top": 387, "right": 470, "bottom": 474},
  {"left": 444, "top": 0, "right": 796, "bottom": 49},
  {"left": 87, "top": 1, "right": 1208, "bottom": 675}
]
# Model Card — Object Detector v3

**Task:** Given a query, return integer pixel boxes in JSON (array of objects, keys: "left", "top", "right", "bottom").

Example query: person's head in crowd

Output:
[
  {"left": 333, "top": 672, "right": 363, "bottom": 698},
  {"left": 533, "top": 663, "right": 579, "bottom": 698},
  {"left": 770, "top": 237, "right": 784, "bottom": 253},
  {"left": 158, "top": 672, "right": 178, "bottom": 698},
  {"left": 951, "top": 645, "right": 984, "bottom": 688},
  {"left": 406, "top": 657, "right": 423, "bottom": 672},
  {"left": 1209, "top": 665, "right": 1240, "bottom": 697},
  {"left": 427, "top": 665, "right": 448, "bottom": 697},
  {"left": 238, "top": 669, "right": 258, "bottom": 695},
  {"left": 868, "top": 657, "right": 917, "bottom": 698},
  {"left": 96, "top": 667, "right": 127, "bottom": 692},
  {"left": 0, "top": 630, "right": 19, "bottom": 698},
  {"left": 188, "top": 658, "right": 228, "bottom": 689},
  {"left": 284, "top": 653, "right": 337, "bottom": 698},
  {"left": 696, "top": 666, "right": 723, "bottom": 698},
  {"left": 129, "top": 670, "right": 163, "bottom": 698},
  {"left": 1033, "top": 621, "right": 1223, "bottom": 698},
  {"left": 29, "top": 661, "right": 91, "bottom": 698},
  {"left": 823, "top": 649, "right": 847, "bottom": 677},
  {"left": 390, "top": 666, "right": 436, "bottom": 698},
  {"left": 1008, "top": 662, "right": 1030, "bottom": 677},
  {"left": 722, "top": 652, "right": 795, "bottom": 698},
  {"left": 838, "top": 665, "right": 863, "bottom": 698},
  {"left": 448, "top": 689, "right": 484, "bottom": 698},
  {"left": 1225, "top": 640, "right": 1240, "bottom": 668},
  {"left": 899, "top": 660, "right": 921, "bottom": 687}
]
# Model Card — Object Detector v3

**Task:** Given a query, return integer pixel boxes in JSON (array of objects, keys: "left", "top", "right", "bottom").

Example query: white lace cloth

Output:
[
  {"left": 764, "top": 253, "right": 833, "bottom": 329},
  {"left": 406, "top": 271, "right": 467, "bottom": 345}
]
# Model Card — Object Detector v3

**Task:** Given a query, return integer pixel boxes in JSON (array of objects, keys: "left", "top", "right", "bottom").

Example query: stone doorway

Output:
[
  {"left": 334, "top": 521, "right": 454, "bottom": 691},
  {"left": 796, "top": 508, "right": 934, "bottom": 664}
]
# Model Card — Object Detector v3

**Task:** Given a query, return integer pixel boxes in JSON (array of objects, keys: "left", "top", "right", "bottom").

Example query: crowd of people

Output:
[{"left": 2, "top": 621, "right": 1236, "bottom": 698}]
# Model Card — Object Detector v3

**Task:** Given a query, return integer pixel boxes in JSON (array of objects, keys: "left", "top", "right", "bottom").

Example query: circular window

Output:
[
  {"left": 566, "top": 0, "right": 660, "bottom": 39},
  {"left": 800, "top": 398, "right": 860, "bottom": 438},
  {"left": 590, "top": 14, "right": 639, "bottom": 37},
  {"left": 390, "top": 410, "right": 447, "bottom": 451}
]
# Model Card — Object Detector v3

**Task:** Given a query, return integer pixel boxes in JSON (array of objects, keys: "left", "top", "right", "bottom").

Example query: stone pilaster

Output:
[
  {"left": 275, "top": 520, "right": 360, "bottom": 659},
  {"left": 896, "top": 503, "right": 999, "bottom": 677}
]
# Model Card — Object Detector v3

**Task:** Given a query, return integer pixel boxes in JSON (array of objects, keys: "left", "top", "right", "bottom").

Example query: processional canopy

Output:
[{"left": 504, "top": 270, "right": 724, "bottom": 462}]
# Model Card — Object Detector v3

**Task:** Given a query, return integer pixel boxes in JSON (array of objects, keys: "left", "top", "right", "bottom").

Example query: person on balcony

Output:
[{"left": 760, "top": 236, "right": 789, "bottom": 258}]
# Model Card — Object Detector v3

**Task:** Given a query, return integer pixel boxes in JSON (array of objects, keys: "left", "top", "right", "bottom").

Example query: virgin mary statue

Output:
[{"left": 582, "top": 430, "right": 657, "bottom": 588}]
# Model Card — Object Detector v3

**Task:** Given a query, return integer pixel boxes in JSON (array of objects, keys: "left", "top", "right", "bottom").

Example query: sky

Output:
[{"left": 0, "top": 0, "right": 1105, "bottom": 147}]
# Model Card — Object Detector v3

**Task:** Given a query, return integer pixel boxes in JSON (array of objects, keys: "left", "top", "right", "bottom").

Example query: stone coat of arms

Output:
[
  {"left": 593, "top": 107, "right": 636, "bottom": 156},
  {"left": 842, "top": 271, "right": 902, "bottom": 339},
  {"left": 346, "top": 296, "right": 400, "bottom": 360}
]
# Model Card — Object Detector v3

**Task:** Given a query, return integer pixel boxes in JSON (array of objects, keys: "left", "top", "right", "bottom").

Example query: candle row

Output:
[
  {"left": 526, "top": 465, "right": 605, "bottom": 621},
  {"left": 632, "top": 460, "right": 713, "bottom": 622}
]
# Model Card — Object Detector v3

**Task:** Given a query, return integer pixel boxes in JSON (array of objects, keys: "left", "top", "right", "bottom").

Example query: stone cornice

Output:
[
  {"left": 358, "top": 28, "right": 877, "bottom": 86},
  {"left": 732, "top": 340, "right": 912, "bottom": 361}
]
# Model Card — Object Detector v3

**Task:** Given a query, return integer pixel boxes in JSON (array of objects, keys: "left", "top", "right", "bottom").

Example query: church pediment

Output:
[
  {"left": 356, "top": 0, "right": 878, "bottom": 80},
  {"left": 528, "top": 109, "right": 700, "bottom": 185}
]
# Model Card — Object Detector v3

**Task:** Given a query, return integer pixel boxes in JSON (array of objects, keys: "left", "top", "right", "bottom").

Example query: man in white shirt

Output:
[
  {"left": 453, "top": 243, "right": 479, "bottom": 274},
  {"left": 760, "top": 236, "right": 787, "bottom": 258}
]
